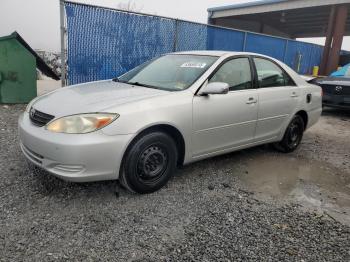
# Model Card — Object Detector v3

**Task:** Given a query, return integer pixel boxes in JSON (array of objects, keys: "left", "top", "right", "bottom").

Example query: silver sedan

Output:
[{"left": 19, "top": 51, "right": 322, "bottom": 193}]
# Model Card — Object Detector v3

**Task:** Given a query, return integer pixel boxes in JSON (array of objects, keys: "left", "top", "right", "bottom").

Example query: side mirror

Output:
[{"left": 198, "top": 82, "right": 229, "bottom": 95}]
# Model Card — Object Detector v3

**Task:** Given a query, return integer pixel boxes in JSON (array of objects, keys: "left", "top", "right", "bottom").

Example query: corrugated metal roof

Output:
[
  {"left": 0, "top": 32, "right": 60, "bottom": 80},
  {"left": 207, "top": 0, "right": 288, "bottom": 12}
]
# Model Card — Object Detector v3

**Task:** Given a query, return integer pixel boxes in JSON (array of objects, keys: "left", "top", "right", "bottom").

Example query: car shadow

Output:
[
  {"left": 175, "top": 144, "right": 272, "bottom": 179},
  {"left": 29, "top": 165, "right": 119, "bottom": 199}
]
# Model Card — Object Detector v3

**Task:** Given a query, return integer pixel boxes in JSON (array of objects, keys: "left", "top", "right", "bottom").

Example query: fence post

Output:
[
  {"left": 173, "top": 19, "right": 179, "bottom": 52},
  {"left": 60, "top": 0, "right": 67, "bottom": 86},
  {"left": 307, "top": 46, "right": 314, "bottom": 75},
  {"left": 243, "top": 32, "right": 247, "bottom": 51},
  {"left": 283, "top": 39, "right": 289, "bottom": 63}
]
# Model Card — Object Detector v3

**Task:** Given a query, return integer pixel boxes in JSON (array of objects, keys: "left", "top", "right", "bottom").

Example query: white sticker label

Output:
[{"left": 180, "top": 62, "right": 207, "bottom": 68}]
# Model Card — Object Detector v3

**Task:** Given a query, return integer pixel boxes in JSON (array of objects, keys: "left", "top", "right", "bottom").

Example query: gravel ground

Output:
[
  {"left": 0, "top": 104, "right": 349, "bottom": 261},
  {"left": 299, "top": 109, "right": 350, "bottom": 173}
]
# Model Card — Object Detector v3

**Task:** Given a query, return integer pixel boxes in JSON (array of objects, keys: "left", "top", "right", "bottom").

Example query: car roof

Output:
[{"left": 170, "top": 50, "right": 257, "bottom": 57}]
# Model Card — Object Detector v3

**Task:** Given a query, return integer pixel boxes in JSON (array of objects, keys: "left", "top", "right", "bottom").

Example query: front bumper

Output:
[{"left": 18, "top": 113, "right": 133, "bottom": 182}]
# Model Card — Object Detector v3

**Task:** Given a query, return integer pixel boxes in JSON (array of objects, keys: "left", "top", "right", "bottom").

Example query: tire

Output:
[
  {"left": 119, "top": 132, "right": 178, "bottom": 194},
  {"left": 273, "top": 115, "right": 305, "bottom": 153}
]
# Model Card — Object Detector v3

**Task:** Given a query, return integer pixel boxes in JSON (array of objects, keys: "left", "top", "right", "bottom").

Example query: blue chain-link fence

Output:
[{"left": 64, "top": 1, "right": 324, "bottom": 85}]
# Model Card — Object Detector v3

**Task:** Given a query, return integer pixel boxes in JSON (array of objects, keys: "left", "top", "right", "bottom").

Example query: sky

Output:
[{"left": 0, "top": 0, "right": 349, "bottom": 52}]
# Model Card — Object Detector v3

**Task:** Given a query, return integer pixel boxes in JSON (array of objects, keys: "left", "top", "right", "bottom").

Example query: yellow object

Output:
[{"left": 312, "top": 66, "right": 319, "bottom": 76}]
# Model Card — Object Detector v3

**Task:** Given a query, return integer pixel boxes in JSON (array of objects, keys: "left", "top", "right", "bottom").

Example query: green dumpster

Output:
[
  {"left": 0, "top": 32, "right": 59, "bottom": 104},
  {"left": 0, "top": 33, "right": 37, "bottom": 103}
]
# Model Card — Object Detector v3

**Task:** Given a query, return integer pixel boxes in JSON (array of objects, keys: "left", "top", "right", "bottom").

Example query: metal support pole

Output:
[
  {"left": 60, "top": 0, "right": 67, "bottom": 87},
  {"left": 207, "top": 13, "right": 214, "bottom": 25},
  {"left": 243, "top": 32, "right": 247, "bottom": 51},
  {"left": 283, "top": 39, "right": 289, "bottom": 63},
  {"left": 307, "top": 45, "right": 313, "bottom": 75},
  {"left": 173, "top": 19, "right": 178, "bottom": 52},
  {"left": 320, "top": 6, "right": 336, "bottom": 75},
  {"left": 326, "top": 5, "right": 348, "bottom": 75}
]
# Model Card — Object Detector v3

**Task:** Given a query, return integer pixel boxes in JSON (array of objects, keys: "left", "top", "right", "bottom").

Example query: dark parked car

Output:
[
  {"left": 318, "top": 76, "right": 350, "bottom": 109},
  {"left": 302, "top": 66, "right": 350, "bottom": 109}
]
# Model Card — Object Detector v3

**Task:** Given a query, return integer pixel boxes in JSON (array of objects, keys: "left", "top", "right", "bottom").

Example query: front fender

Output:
[{"left": 101, "top": 90, "right": 194, "bottom": 163}]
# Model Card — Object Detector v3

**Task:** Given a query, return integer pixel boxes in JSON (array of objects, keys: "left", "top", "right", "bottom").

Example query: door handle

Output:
[
  {"left": 291, "top": 92, "right": 299, "bottom": 98},
  {"left": 246, "top": 97, "right": 257, "bottom": 104}
]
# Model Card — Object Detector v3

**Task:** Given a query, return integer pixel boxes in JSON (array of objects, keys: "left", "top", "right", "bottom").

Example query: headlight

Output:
[{"left": 46, "top": 113, "right": 119, "bottom": 134}]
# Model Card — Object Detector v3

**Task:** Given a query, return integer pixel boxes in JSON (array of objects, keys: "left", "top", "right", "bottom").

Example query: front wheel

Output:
[
  {"left": 273, "top": 115, "right": 305, "bottom": 153},
  {"left": 119, "top": 132, "right": 178, "bottom": 194}
]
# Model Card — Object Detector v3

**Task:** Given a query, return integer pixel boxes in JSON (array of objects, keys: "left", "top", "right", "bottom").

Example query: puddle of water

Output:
[{"left": 237, "top": 154, "right": 350, "bottom": 223}]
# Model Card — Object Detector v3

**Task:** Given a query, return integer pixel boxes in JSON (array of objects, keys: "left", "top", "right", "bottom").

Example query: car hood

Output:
[{"left": 32, "top": 80, "right": 169, "bottom": 117}]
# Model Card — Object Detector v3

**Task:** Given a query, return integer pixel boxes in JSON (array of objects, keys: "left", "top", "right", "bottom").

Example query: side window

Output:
[
  {"left": 209, "top": 58, "right": 252, "bottom": 91},
  {"left": 253, "top": 57, "right": 295, "bottom": 88}
]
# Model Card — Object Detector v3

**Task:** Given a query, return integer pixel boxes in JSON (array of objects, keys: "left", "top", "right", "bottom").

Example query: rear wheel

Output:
[
  {"left": 273, "top": 115, "right": 305, "bottom": 153},
  {"left": 119, "top": 132, "right": 178, "bottom": 194}
]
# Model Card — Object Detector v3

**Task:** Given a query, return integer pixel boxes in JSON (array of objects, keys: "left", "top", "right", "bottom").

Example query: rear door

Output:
[
  {"left": 253, "top": 57, "right": 300, "bottom": 142},
  {"left": 192, "top": 57, "right": 258, "bottom": 157}
]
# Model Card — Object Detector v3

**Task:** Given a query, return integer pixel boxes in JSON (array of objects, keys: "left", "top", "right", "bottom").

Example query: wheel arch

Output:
[
  {"left": 295, "top": 110, "right": 308, "bottom": 130},
  {"left": 121, "top": 124, "right": 186, "bottom": 170}
]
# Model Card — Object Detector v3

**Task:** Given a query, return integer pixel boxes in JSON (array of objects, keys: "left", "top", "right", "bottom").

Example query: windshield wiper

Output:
[
  {"left": 127, "top": 81, "right": 161, "bottom": 90},
  {"left": 112, "top": 77, "right": 131, "bottom": 84},
  {"left": 112, "top": 77, "right": 129, "bottom": 83},
  {"left": 114, "top": 79, "right": 164, "bottom": 90}
]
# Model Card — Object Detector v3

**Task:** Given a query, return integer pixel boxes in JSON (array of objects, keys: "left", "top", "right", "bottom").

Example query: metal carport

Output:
[{"left": 208, "top": 0, "right": 350, "bottom": 75}]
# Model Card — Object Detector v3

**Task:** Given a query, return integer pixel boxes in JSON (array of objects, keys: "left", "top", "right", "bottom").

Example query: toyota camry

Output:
[{"left": 19, "top": 51, "right": 322, "bottom": 193}]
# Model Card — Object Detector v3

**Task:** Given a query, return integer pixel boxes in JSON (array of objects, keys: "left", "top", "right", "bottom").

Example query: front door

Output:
[{"left": 192, "top": 57, "right": 258, "bottom": 157}]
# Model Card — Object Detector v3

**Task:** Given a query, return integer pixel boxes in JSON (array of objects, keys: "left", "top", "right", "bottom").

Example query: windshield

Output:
[{"left": 118, "top": 54, "right": 218, "bottom": 91}]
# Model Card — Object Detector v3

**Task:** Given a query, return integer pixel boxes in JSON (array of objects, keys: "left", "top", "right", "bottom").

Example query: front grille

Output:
[
  {"left": 340, "top": 86, "right": 350, "bottom": 95},
  {"left": 320, "top": 84, "right": 350, "bottom": 96},
  {"left": 29, "top": 108, "right": 55, "bottom": 127},
  {"left": 320, "top": 84, "right": 334, "bottom": 95}
]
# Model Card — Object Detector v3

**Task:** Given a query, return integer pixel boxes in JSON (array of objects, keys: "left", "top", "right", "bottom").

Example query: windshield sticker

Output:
[{"left": 180, "top": 62, "right": 207, "bottom": 68}]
